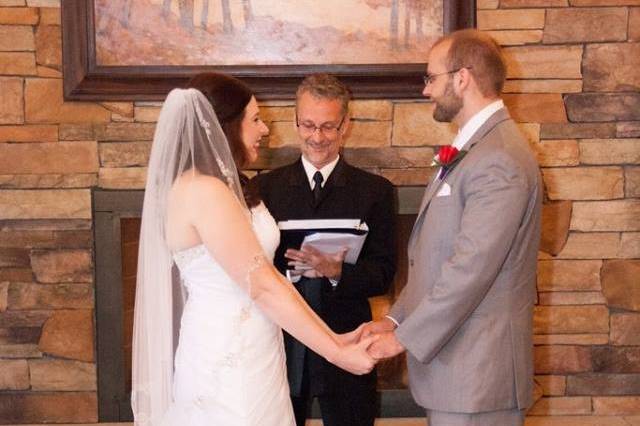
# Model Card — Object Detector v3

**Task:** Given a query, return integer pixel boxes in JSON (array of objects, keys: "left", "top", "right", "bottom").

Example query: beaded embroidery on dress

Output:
[{"left": 161, "top": 202, "right": 294, "bottom": 425}]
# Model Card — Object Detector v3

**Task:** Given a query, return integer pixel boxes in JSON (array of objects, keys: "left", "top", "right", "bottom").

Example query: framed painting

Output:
[{"left": 62, "top": 0, "right": 475, "bottom": 101}]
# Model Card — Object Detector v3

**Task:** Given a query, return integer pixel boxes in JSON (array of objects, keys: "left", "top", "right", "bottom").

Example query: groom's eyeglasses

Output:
[{"left": 423, "top": 66, "right": 473, "bottom": 86}]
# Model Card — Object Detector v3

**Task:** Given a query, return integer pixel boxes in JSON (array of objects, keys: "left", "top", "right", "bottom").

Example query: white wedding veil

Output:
[{"left": 131, "top": 88, "right": 246, "bottom": 425}]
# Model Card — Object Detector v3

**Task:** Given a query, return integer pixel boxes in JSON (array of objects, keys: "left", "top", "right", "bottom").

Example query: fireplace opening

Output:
[
  {"left": 93, "top": 189, "right": 422, "bottom": 422},
  {"left": 120, "top": 217, "right": 140, "bottom": 397}
]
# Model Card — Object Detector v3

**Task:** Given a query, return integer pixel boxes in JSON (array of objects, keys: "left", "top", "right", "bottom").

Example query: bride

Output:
[{"left": 131, "top": 73, "right": 377, "bottom": 426}]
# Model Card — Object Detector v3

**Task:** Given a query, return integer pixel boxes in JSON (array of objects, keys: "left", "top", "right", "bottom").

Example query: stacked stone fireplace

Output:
[{"left": 1, "top": 1, "right": 640, "bottom": 423}]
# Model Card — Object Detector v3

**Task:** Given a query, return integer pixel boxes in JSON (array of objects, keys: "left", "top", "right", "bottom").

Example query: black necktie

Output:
[{"left": 312, "top": 171, "right": 323, "bottom": 203}]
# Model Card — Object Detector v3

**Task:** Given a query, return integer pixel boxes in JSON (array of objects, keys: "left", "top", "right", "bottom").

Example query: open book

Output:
[{"left": 277, "top": 219, "right": 369, "bottom": 267}]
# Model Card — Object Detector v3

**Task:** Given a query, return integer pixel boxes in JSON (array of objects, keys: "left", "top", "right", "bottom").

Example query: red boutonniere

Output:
[{"left": 431, "top": 146, "right": 467, "bottom": 169}]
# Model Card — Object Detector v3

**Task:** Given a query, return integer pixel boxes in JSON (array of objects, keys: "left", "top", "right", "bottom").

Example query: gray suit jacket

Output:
[{"left": 390, "top": 108, "right": 542, "bottom": 413}]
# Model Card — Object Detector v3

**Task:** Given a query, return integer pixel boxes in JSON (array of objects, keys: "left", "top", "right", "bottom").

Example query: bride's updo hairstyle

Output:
[{"left": 187, "top": 72, "right": 261, "bottom": 207}]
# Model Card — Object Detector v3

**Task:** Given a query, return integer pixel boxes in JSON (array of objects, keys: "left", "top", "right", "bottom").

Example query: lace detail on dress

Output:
[
  {"left": 173, "top": 244, "right": 207, "bottom": 270},
  {"left": 211, "top": 276, "right": 255, "bottom": 372},
  {"left": 245, "top": 253, "right": 268, "bottom": 290},
  {"left": 215, "top": 303, "right": 253, "bottom": 369},
  {"left": 217, "top": 352, "right": 241, "bottom": 368}
]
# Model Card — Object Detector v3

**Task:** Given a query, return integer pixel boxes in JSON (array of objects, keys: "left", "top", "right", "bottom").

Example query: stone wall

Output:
[{"left": 0, "top": 0, "right": 638, "bottom": 422}]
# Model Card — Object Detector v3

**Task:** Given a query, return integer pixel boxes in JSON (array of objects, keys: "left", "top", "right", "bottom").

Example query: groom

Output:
[
  {"left": 364, "top": 29, "right": 542, "bottom": 426},
  {"left": 253, "top": 73, "right": 396, "bottom": 426}
]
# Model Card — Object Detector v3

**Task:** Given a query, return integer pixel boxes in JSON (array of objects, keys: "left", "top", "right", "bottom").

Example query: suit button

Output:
[{"left": 410, "top": 259, "right": 414, "bottom": 267}]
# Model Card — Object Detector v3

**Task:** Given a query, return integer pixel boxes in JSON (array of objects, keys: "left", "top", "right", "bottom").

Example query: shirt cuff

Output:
[
  {"left": 385, "top": 315, "right": 400, "bottom": 328},
  {"left": 286, "top": 269, "right": 301, "bottom": 283}
]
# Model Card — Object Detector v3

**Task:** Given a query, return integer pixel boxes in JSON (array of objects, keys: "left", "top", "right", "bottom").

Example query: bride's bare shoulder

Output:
[{"left": 172, "top": 173, "right": 235, "bottom": 202}]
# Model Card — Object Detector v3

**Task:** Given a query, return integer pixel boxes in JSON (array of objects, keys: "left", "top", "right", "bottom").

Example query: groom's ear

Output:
[{"left": 455, "top": 67, "right": 473, "bottom": 95}]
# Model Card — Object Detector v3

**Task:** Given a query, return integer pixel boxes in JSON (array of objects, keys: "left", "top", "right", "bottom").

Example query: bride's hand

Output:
[
  {"left": 335, "top": 323, "right": 367, "bottom": 346},
  {"left": 331, "top": 334, "right": 379, "bottom": 375}
]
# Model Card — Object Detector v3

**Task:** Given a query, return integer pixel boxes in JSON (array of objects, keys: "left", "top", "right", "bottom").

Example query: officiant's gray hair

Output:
[{"left": 296, "top": 73, "right": 351, "bottom": 115}]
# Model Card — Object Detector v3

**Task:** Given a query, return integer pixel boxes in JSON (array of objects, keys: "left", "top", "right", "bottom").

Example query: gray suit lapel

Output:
[
  {"left": 417, "top": 171, "right": 442, "bottom": 217},
  {"left": 407, "top": 172, "right": 443, "bottom": 250},
  {"left": 408, "top": 108, "right": 512, "bottom": 251}
]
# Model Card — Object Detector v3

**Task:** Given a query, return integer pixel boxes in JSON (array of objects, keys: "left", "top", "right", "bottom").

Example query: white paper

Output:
[
  {"left": 301, "top": 231, "right": 367, "bottom": 264},
  {"left": 278, "top": 218, "right": 364, "bottom": 231}
]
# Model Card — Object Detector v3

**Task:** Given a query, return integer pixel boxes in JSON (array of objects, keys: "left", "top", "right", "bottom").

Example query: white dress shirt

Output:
[
  {"left": 452, "top": 99, "right": 504, "bottom": 151},
  {"left": 299, "top": 155, "right": 341, "bottom": 286},
  {"left": 301, "top": 155, "right": 340, "bottom": 190}
]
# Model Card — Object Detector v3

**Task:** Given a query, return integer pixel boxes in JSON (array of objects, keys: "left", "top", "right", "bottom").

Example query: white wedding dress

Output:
[{"left": 162, "top": 202, "right": 295, "bottom": 425}]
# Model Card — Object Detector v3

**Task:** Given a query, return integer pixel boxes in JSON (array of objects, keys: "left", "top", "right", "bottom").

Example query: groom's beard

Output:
[{"left": 433, "top": 80, "right": 463, "bottom": 123}]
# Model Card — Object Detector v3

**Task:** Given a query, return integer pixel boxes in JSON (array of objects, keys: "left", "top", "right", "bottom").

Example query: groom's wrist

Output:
[{"left": 384, "top": 315, "right": 399, "bottom": 329}]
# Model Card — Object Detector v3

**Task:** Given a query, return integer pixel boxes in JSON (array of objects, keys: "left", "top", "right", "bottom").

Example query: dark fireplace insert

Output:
[{"left": 93, "top": 189, "right": 424, "bottom": 422}]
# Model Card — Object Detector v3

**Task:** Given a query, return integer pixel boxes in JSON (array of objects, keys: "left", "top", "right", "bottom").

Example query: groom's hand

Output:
[
  {"left": 361, "top": 317, "right": 397, "bottom": 339},
  {"left": 367, "top": 331, "right": 404, "bottom": 360},
  {"left": 285, "top": 246, "right": 346, "bottom": 280}
]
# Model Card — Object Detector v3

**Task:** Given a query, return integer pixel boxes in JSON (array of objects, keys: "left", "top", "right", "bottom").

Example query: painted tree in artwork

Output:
[
  {"left": 95, "top": 0, "right": 132, "bottom": 32},
  {"left": 162, "top": 0, "right": 172, "bottom": 17},
  {"left": 404, "top": 0, "right": 427, "bottom": 45},
  {"left": 221, "top": 0, "right": 234, "bottom": 33},
  {"left": 201, "top": 0, "right": 210, "bottom": 29},
  {"left": 365, "top": 0, "right": 430, "bottom": 48},
  {"left": 242, "top": 0, "right": 254, "bottom": 27},
  {"left": 179, "top": 0, "right": 195, "bottom": 30},
  {"left": 161, "top": 0, "right": 196, "bottom": 30},
  {"left": 364, "top": 0, "right": 400, "bottom": 48},
  {"left": 390, "top": 0, "right": 399, "bottom": 48},
  {"left": 121, "top": 0, "right": 132, "bottom": 28}
]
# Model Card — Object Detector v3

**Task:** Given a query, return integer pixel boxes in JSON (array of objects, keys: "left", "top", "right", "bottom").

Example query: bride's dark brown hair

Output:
[{"left": 187, "top": 72, "right": 261, "bottom": 207}]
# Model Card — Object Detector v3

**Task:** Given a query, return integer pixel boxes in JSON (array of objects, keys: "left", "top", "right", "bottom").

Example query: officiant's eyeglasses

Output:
[
  {"left": 296, "top": 114, "right": 347, "bottom": 137},
  {"left": 423, "top": 66, "right": 473, "bottom": 86}
]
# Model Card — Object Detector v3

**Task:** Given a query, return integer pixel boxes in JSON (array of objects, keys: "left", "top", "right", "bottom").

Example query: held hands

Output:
[
  {"left": 285, "top": 246, "right": 346, "bottom": 280},
  {"left": 336, "top": 323, "right": 368, "bottom": 346},
  {"left": 360, "top": 317, "right": 397, "bottom": 338},
  {"left": 360, "top": 318, "right": 405, "bottom": 361},
  {"left": 367, "top": 331, "right": 405, "bottom": 360},
  {"left": 331, "top": 319, "right": 405, "bottom": 375},
  {"left": 332, "top": 332, "right": 379, "bottom": 376}
]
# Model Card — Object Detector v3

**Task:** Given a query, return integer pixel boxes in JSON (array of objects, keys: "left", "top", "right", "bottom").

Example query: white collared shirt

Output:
[
  {"left": 451, "top": 99, "right": 504, "bottom": 150},
  {"left": 301, "top": 155, "right": 340, "bottom": 190},
  {"left": 299, "top": 155, "right": 341, "bottom": 287}
]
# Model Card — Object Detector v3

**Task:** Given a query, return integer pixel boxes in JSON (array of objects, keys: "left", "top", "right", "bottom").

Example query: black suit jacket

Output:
[{"left": 253, "top": 157, "right": 397, "bottom": 396}]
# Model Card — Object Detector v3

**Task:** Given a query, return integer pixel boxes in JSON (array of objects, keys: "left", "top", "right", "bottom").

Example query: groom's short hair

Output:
[
  {"left": 296, "top": 73, "right": 351, "bottom": 116},
  {"left": 434, "top": 29, "right": 506, "bottom": 98}
]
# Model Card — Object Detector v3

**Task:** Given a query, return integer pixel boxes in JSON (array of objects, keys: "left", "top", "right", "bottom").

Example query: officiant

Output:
[{"left": 252, "top": 73, "right": 397, "bottom": 426}]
